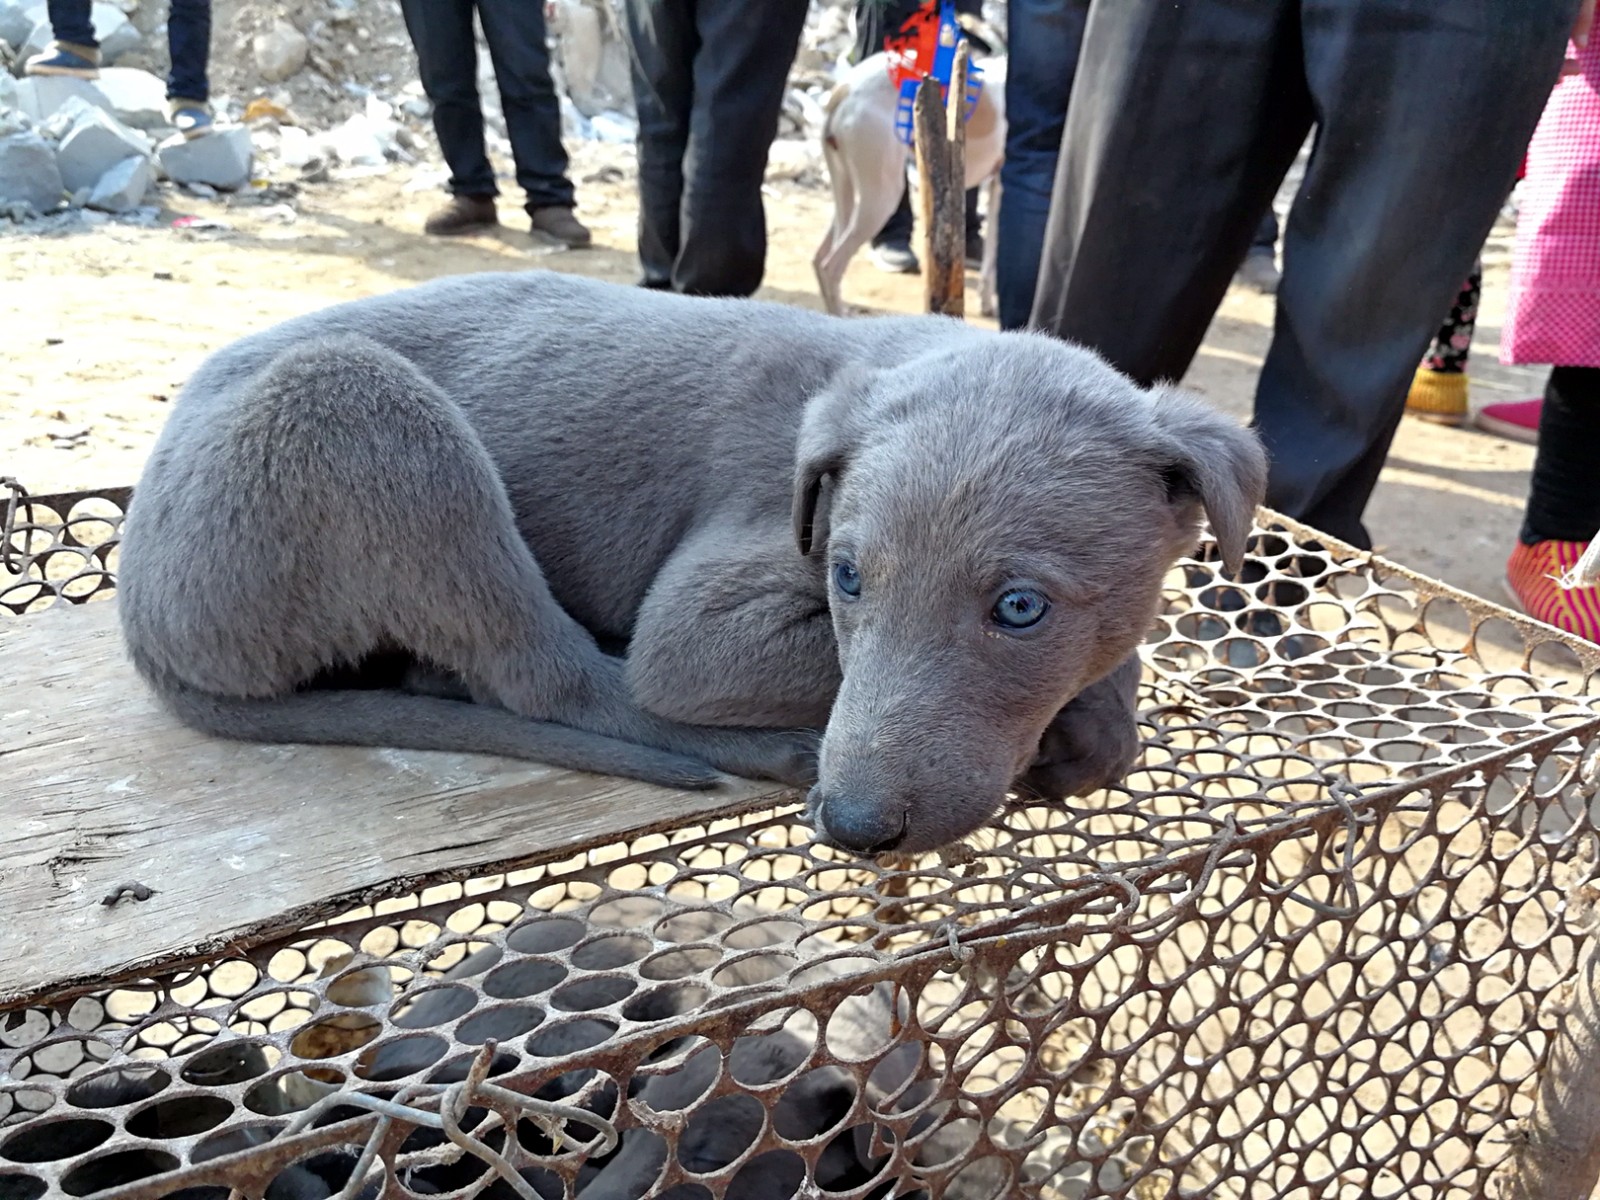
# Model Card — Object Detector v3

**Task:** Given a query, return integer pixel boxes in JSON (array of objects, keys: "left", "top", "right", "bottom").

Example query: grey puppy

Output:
[{"left": 119, "top": 271, "right": 1265, "bottom": 855}]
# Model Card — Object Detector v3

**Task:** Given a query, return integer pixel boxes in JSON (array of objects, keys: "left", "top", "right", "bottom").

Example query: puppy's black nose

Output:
[{"left": 818, "top": 796, "right": 906, "bottom": 855}]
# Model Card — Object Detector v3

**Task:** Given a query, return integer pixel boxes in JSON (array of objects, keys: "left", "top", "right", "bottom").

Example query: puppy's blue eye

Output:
[
  {"left": 833, "top": 560, "right": 862, "bottom": 598},
  {"left": 993, "top": 588, "right": 1049, "bottom": 629}
]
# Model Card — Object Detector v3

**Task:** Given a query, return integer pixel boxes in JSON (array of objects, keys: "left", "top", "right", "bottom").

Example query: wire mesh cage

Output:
[{"left": 2, "top": 484, "right": 1599, "bottom": 1200}]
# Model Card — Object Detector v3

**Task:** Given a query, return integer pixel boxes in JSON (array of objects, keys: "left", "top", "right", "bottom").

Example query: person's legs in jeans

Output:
[
  {"left": 623, "top": 0, "right": 696, "bottom": 288},
  {"left": 475, "top": 0, "right": 575, "bottom": 213},
  {"left": 165, "top": 0, "right": 211, "bottom": 103},
  {"left": 1507, "top": 366, "right": 1600, "bottom": 636},
  {"left": 44, "top": 0, "right": 96, "bottom": 49},
  {"left": 996, "top": 0, "right": 1088, "bottom": 330},
  {"left": 400, "top": 0, "right": 497, "bottom": 200},
  {"left": 672, "top": 0, "right": 808, "bottom": 296}
]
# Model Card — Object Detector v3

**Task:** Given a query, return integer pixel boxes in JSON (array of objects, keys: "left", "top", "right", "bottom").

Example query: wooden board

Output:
[{"left": 0, "top": 601, "right": 797, "bottom": 1009}]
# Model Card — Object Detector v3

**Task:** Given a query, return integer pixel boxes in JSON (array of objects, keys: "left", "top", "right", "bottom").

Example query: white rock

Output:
[
  {"left": 54, "top": 105, "right": 151, "bottom": 192},
  {"left": 91, "top": 67, "right": 168, "bottom": 131},
  {"left": 86, "top": 152, "right": 150, "bottom": 210},
  {"left": 275, "top": 123, "right": 315, "bottom": 168},
  {"left": 252, "top": 18, "right": 308, "bottom": 83},
  {"left": 0, "top": 0, "right": 34, "bottom": 48},
  {"left": 587, "top": 109, "right": 636, "bottom": 144},
  {"left": 92, "top": 1, "right": 138, "bottom": 60},
  {"left": 558, "top": 93, "right": 591, "bottom": 143},
  {"left": 39, "top": 93, "right": 108, "bottom": 140},
  {"left": 324, "top": 111, "right": 394, "bottom": 165},
  {"left": 157, "top": 124, "right": 252, "bottom": 189},
  {"left": 13, "top": 75, "right": 111, "bottom": 126},
  {"left": 0, "top": 128, "right": 62, "bottom": 212},
  {"left": 0, "top": 108, "right": 27, "bottom": 138},
  {"left": 766, "top": 137, "right": 820, "bottom": 182},
  {"left": 0, "top": 74, "right": 16, "bottom": 115}
]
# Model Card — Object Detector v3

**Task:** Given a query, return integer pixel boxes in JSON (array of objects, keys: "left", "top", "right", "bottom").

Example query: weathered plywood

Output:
[{"left": 0, "top": 601, "right": 797, "bottom": 1008}]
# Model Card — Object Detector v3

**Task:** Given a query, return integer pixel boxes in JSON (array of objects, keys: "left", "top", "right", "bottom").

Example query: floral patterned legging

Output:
[{"left": 1419, "top": 259, "right": 1483, "bottom": 374}]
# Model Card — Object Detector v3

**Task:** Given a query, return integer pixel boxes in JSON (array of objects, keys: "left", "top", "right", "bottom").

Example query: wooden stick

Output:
[{"left": 914, "top": 40, "right": 968, "bottom": 318}]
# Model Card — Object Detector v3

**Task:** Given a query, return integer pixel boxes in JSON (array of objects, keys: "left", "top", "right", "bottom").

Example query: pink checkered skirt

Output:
[{"left": 1502, "top": 39, "right": 1600, "bottom": 368}]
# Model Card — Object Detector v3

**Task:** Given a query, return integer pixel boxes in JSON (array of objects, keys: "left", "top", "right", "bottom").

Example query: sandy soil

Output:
[{"left": 0, "top": 146, "right": 1546, "bottom": 608}]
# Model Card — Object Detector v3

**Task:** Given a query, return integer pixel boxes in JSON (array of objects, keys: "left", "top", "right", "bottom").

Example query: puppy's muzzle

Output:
[{"left": 809, "top": 787, "right": 907, "bottom": 855}]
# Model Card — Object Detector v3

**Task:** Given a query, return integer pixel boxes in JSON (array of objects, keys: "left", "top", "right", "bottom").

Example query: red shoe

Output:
[
  {"left": 1504, "top": 540, "right": 1600, "bottom": 643},
  {"left": 1476, "top": 397, "right": 1541, "bottom": 444}
]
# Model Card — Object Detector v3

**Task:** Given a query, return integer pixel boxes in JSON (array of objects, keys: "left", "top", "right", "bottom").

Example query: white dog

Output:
[{"left": 813, "top": 49, "right": 1007, "bottom": 317}]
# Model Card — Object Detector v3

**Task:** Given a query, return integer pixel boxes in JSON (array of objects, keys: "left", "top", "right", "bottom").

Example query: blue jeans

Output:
[
  {"left": 996, "top": 0, "right": 1089, "bottom": 330},
  {"left": 48, "top": 0, "right": 211, "bottom": 100},
  {"left": 400, "top": 0, "right": 574, "bottom": 210},
  {"left": 998, "top": 0, "right": 1279, "bottom": 331}
]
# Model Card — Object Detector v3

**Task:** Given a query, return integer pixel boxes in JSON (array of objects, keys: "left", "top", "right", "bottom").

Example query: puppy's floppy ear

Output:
[
  {"left": 1146, "top": 385, "right": 1268, "bottom": 576},
  {"left": 792, "top": 364, "right": 878, "bottom": 556}
]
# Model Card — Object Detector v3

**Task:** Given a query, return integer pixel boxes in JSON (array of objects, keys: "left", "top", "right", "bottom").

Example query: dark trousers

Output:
[
  {"left": 873, "top": 183, "right": 982, "bottom": 250},
  {"left": 1028, "top": 0, "right": 1575, "bottom": 548},
  {"left": 400, "top": 0, "right": 574, "bottom": 210},
  {"left": 624, "top": 0, "right": 809, "bottom": 296},
  {"left": 50, "top": 0, "right": 211, "bottom": 101},
  {"left": 997, "top": 0, "right": 1281, "bottom": 331},
  {"left": 1525, "top": 367, "right": 1600, "bottom": 545}
]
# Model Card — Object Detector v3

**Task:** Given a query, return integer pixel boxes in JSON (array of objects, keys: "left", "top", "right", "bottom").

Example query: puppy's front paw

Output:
[
  {"left": 761, "top": 728, "right": 822, "bottom": 788},
  {"left": 1016, "top": 693, "right": 1140, "bottom": 802},
  {"left": 700, "top": 727, "right": 821, "bottom": 789}
]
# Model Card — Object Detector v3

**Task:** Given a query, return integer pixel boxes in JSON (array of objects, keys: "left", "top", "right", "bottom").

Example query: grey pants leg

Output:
[{"left": 1030, "top": 0, "right": 1576, "bottom": 548}]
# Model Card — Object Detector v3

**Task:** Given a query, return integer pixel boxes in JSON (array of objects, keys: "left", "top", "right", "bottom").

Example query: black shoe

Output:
[
  {"left": 869, "top": 240, "right": 919, "bottom": 274},
  {"left": 424, "top": 194, "right": 498, "bottom": 236},
  {"left": 529, "top": 205, "right": 592, "bottom": 248}
]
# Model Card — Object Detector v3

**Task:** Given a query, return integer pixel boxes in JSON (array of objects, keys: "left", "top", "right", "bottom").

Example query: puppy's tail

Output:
[{"left": 143, "top": 665, "right": 723, "bottom": 791}]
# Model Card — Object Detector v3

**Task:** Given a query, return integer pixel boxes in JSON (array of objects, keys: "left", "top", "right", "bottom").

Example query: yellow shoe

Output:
[{"left": 1405, "top": 367, "right": 1468, "bottom": 426}]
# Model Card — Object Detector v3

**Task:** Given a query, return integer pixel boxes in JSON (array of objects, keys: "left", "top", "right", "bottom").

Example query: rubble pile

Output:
[{"left": 0, "top": 0, "right": 902, "bottom": 231}]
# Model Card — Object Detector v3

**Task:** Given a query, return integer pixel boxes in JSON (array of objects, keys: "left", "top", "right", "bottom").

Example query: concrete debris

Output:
[
  {"left": 90, "top": 67, "right": 169, "bottom": 132},
  {"left": 38, "top": 93, "right": 106, "bottom": 140},
  {"left": 0, "top": 0, "right": 868, "bottom": 230},
  {"left": 85, "top": 147, "right": 150, "bottom": 209},
  {"left": 252, "top": 18, "right": 309, "bottom": 83},
  {"left": 157, "top": 123, "right": 251, "bottom": 189},
  {"left": 13, "top": 76, "right": 110, "bottom": 127},
  {"left": 54, "top": 104, "right": 151, "bottom": 192},
  {"left": 0, "top": 0, "right": 34, "bottom": 50},
  {"left": 587, "top": 109, "right": 635, "bottom": 144},
  {"left": 272, "top": 122, "right": 315, "bottom": 168},
  {"left": 547, "top": 0, "right": 631, "bottom": 118},
  {"left": 0, "top": 127, "right": 61, "bottom": 213},
  {"left": 322, "top": 97, "right": 401, "bottom": 166}
]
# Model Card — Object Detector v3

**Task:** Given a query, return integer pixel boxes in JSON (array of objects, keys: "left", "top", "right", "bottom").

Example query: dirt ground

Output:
[{"left": 1, "top": 144, "right": 1546, "bottom": 608}]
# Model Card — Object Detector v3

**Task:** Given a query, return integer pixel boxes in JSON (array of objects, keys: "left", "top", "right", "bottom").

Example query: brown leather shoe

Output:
[
  {"left": 423, "top": 194, "right": 498, "bottom": 237},
  {"left": 529, "top": 205, "right": 592, "bottom": 248}
]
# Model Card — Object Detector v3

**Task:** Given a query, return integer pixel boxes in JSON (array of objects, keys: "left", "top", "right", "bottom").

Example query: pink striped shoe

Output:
[{"left": 1505, "top": 539, "right": 1600, "bottom": 643}]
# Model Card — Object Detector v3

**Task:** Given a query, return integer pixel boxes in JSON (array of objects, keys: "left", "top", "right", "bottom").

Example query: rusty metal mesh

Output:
[
  {"left": 0, "top": 481, "right": 129, "bottom": 615},
  {"left": 2, "top": 490, "right": 1599, "bottom": 1200}
]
